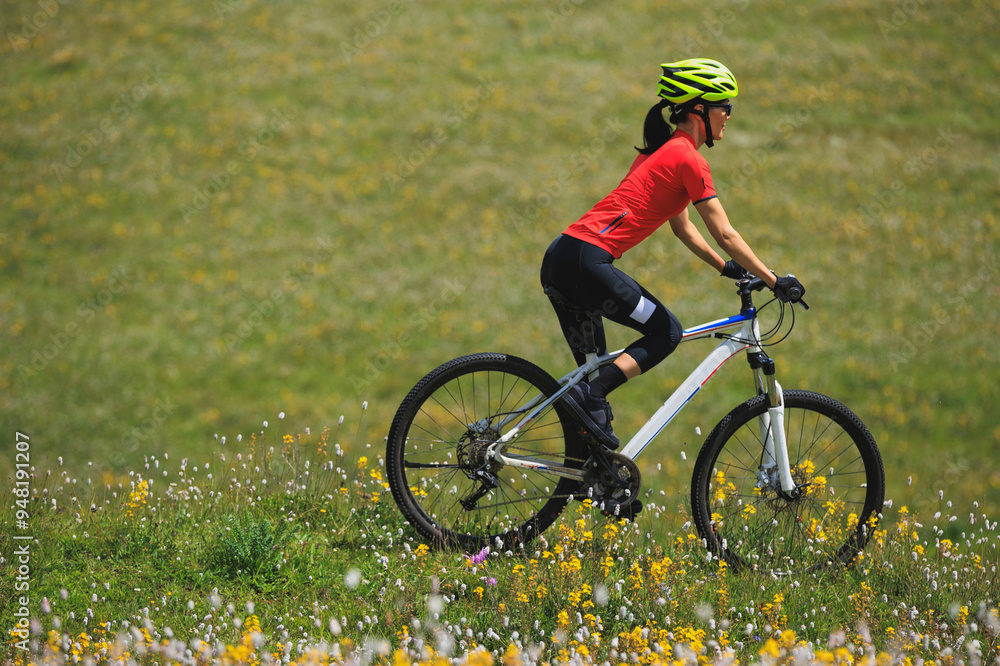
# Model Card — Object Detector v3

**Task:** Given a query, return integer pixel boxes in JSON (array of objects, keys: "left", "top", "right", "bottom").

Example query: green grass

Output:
[
  {"left": 2, "top": 0, "right": 999, "bottom": 660},
  {"left": 1, "top": 428, "right": 998, "bottom": 664}
]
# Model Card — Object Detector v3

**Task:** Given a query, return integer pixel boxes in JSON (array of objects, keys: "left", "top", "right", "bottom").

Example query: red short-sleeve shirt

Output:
[{"left": 563, "top": 130, "right": 716, "bottom": 258}]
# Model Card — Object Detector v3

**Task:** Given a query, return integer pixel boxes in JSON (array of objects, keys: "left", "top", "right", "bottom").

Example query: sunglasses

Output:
[{"left": 705, "top": 102, "right": 733, "bottom": 116}]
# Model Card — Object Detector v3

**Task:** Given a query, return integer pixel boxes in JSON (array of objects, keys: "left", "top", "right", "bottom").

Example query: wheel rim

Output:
[
  {"left": 398, "top": 366, "right": 581, "bottom": 546},
  {"left": 704, "top": 400, "right": 880, "bottom": 574}
]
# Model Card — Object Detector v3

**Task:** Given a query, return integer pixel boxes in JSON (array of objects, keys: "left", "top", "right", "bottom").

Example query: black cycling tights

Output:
[{"left": 540, "top": 234, "right": 683, "bottom": 372}]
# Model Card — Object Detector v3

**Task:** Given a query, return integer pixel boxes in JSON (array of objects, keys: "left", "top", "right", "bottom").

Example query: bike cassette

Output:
[
  {"left": 580, "top": 451, "right": 641, "bottom": 518},
  {"left": 456, "top": 420, "right": 505, "bottom": 511}
]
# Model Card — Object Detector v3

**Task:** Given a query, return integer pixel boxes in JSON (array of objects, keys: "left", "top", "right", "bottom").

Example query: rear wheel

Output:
[
  {"left": 691, "top": 390, "right": 884, "bottom": 574},
  {"left": 386, "top": 353, "right": 586, "bottom": 550}
]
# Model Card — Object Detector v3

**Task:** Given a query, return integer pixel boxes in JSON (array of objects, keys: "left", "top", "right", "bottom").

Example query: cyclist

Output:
[{"left": 540, "top": 58, "right": 805, "bottom": 454}]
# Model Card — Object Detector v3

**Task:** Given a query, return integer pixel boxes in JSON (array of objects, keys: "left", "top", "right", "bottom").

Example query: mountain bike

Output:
[{"left": 385, "top": 277, "right": 884, "bottom": 574}]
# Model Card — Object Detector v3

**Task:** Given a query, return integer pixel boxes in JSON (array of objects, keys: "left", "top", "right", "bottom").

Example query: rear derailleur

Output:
[{"left": 457, "top": 419, "right": 501, "bottom": 511}]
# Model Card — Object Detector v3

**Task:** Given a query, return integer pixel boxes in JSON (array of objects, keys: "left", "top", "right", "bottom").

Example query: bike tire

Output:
[
  {"left": 386, "top": 353, "right": 586, "bottom": 551},
  {"left": 691, "top": 390, "right": 885, "bottom": 574}
]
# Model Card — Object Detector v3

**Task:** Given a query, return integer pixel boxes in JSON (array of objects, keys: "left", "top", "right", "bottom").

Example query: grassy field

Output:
[
  {"left": 1, "top": 429, "right": 998, "bottom": 665},
  {"left": 2, "top": 0, "right": 999, "bottom": 661}
]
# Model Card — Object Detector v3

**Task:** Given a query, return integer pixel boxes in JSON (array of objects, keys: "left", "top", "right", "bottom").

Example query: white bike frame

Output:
[{"left": 488, "top": 309, "right": 798, "bottom": 494}]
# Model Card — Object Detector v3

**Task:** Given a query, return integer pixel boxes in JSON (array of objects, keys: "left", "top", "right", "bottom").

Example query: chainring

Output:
[{"left": 580, "top": 451, "right": 641, "bottom": 515}]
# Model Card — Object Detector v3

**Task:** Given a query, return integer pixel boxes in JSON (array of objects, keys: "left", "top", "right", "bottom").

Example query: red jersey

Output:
[{"left": 563, "top": 130, "right": 716, "bottom": 258}]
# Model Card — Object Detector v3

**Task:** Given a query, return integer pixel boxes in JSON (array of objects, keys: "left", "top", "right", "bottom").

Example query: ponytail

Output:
[{"left": 635, "top": 99, "right": 673, "bottom": 155}]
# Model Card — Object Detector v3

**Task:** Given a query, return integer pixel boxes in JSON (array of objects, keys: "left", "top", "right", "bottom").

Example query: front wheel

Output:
[
  {"left": 386, "top": 353, "right": 586, "bottom": 551},
  {"left": 691, "top": 390, "right": 885, "bottom": 574}
]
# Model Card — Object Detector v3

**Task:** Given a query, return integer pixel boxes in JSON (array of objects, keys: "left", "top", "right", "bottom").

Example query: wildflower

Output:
[
  {"left": 759, "top": 637, "right": 781, "bottom": 659},
  {"left": 502, "top": 644, "right": 521, "bottom": 666},
  {"left": 124, "top": 479, "right": 149, "bottom": 519},
  {"left": 466, "top": 648, "right": 493, "bottom": 666},
  {"left": 466, "top": 546, "right": 489, "bottom": 567}
]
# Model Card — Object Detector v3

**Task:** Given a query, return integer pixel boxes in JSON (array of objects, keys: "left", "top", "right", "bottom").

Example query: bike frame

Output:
[{"left": 487, "top": 304, "right": 798, "bottom": 493}]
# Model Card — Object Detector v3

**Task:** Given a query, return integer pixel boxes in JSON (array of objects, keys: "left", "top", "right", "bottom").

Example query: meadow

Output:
[
  {"left": 1, "top": 426, "right": 998, "bottom": 665},
  {"left": 2, "top": 0, "right": 999, "bottom": 662}
]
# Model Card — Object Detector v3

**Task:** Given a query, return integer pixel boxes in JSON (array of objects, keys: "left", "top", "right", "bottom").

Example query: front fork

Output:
[{"left": 749, "top": 352, "right": 797, "bottom": 495}]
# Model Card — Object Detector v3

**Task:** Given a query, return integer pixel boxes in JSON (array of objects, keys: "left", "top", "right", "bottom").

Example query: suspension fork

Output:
[{"left": 748, "top": 352, "right": 796, "bottom": 494}]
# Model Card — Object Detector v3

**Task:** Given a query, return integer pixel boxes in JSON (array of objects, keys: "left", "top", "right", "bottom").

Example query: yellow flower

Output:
[
  {"left": 502, "top": 644, "right": 521, "bottom": 666},
  {"left": 560, "top": 556, "right": 582, "bottom": 574},
  {"left": 125, "top": 479, "right": 149, "bottom": 518},
  {"left": 466, "top": 648, "right": 494, "bottom": 666},
  {"left": 617, "top": 626, "right": 647, "bottom": 653},
  {"left": 759, "top": 638, "right": 781, "bottom": 659}
]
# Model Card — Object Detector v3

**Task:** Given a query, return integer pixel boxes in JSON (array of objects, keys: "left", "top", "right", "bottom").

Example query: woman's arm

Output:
[
  {"left": 693, "top": 197, "right": 777, "bottom": 288},
  {"left": 668, "top": 208, "right": 727, "bottom": 271}
]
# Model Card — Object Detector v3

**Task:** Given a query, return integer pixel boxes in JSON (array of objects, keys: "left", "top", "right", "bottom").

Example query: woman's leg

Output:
[{"left": 541, "top": 234, "right": 683, "bottom": 384}]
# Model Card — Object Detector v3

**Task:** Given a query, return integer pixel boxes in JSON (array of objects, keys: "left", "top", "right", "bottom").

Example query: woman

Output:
[{"left": 540, "top": 58, "right": 805, "bottom": 451}]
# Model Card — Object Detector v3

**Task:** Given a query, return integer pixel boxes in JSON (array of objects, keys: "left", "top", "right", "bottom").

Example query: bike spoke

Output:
[
  {"left": 698, "top": 394, "right": 883, "bottom": 574},
  {"left": 386, "top": 355, "right": 586, "bottom": 549}
]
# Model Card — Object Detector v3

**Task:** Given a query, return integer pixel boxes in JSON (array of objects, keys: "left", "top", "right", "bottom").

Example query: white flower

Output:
[{"left": 345, "top": 569, "right": 362, "bottom": 589}]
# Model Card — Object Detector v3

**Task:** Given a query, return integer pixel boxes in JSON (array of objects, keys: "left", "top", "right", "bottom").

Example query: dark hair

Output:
[
  {"left": 635, "top": 99, "right": 699, "bottom": 155},
  {"left": 636, "top": 100, "right": 672, "bottom": 155}
]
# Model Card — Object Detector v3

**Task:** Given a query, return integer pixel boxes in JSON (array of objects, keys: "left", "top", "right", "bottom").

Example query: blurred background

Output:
[{"left": 2, "top": 0, "right": 997, "bottom": 519}]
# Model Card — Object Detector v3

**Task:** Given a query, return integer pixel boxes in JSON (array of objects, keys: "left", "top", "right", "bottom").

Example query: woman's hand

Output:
[
  {"left": 772, "top": 275, "right": 806, "bottom": 302},
  {"left": 720, "top": 260, "right": 750, "bottom": 280}
]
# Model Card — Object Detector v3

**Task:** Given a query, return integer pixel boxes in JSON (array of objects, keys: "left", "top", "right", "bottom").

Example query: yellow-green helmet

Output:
[{"left": 657, "top": 58, "right": 738, "bottom": 105}]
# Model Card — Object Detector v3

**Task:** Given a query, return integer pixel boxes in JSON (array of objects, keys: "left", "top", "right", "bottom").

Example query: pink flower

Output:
[{"left": 466, "top": 546, "right": 489, "bottom": 567}]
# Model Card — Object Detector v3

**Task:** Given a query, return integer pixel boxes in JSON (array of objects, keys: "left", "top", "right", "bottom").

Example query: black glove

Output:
[
  {"left": 772, "top": 275, "right": 806, "bottom": 303},
  {"left": 720, "top": 260, "right": 749, "bottom": 280}
]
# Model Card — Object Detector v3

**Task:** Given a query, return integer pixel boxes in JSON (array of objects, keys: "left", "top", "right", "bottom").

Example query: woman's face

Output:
[{"left": 707, "top": 100, "right": 732, "bottom": 141}]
